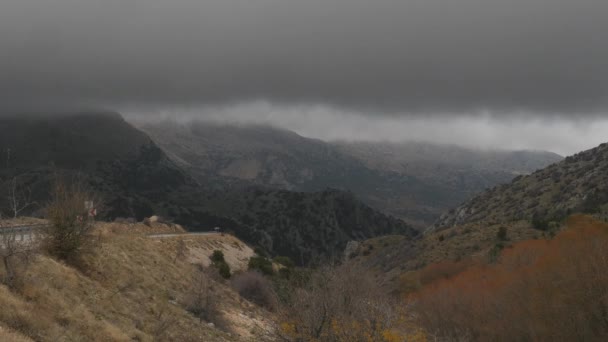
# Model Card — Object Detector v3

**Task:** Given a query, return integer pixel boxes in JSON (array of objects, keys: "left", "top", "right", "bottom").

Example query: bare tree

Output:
[
  {"left": 6, "top": 176, "right": 36, "bottom": 219},
  {"left": 151, "top": 304, "right": 178, "bottom": 341},
  {"left": 185, "top": 266, "right": 217, "bottom": 323},
  {"left": 278, "top": 263, "right": 401, "bottom": 342},
  {"left": 174, "top": 239, "right": 188, "bottom": 263},
  {"left": 231, "top": 270, "right": 278, "bottom": 311},
  {"left": 0, "top": 228, "right": 37, "bottom": 289}
]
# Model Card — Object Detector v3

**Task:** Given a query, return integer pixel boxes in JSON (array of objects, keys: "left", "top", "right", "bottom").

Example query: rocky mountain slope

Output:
[
  {"left": 0, "top": 111, "right": 189, "bottom": 219},
  {"left": 434, "top": 142, "right": 608, "bottom": 230},
  {"left": 139, "top": 120, "right": 561, "bottom": 227},
  {"left": 0, "top": 111, "right": 415, "bottom": 264},
  {"left": 174, "top": 188, "right": 417, "bottom": 265}
]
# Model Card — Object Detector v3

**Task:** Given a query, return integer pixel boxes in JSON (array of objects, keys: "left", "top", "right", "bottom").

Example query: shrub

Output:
[
  {"left": 209, "top": 250, "right": 230, "bottom": 279},
  {"left": 497, "top": 226, "right": 508, "bottom": 241},
  {"left": 248, "top": 256, "right": 274, "bottom": 276},
  {"left": 278, "top": 264, "right": 406, "bottom": 341},
  {"left": 253, "top": 247, "right": 267, "bottom": 258},
  {"left": 413, "top": 215, "right": 608, "bottom": 341},
  {"left": 217, "top": 262, "right": 231, "bottom": 279},
  {"left": 45, "top": 178, "right": 98, "bottom": 263},
  {"left": 231, "top": 271, "right": 277, "bottom": 311},
  {"left": 0, "top": 229, "right": 37, "bottom": 290},
  {"left": 185, "top": 267, "right": 218, "bottom": 322},
  {"left": 210, "top": 250, "right": 225, "bottom": 264},
  {"left": 531, "top": 216, "right": 549, "bottom": 231},
  {"left": 273, "top": 256, "right": 294, "bottom": 268}
]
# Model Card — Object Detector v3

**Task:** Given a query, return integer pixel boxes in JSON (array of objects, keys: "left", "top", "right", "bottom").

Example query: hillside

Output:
[
  {"left": 138, "top": 120, "right": 561, "bottom": 227},
  {"left": 0, "top": 220, "right": 274, "bottom": 341},
  {"left": 174, "top": 188, "right": 417, "bottom": 265},
  {"left": 434, "top": 141, "right": 608, "bottom": 229},
  {"left": 348, "top": 141, "right": 608, "bottom": 292},
  {"left": 0, "top": 112, "right": 414, "bottom": 264},
  {"left": 0, "top": 111, "right": 190, "bottom": 220}
]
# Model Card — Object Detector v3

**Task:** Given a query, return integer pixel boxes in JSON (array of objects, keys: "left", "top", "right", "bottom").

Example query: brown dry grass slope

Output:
[{"left": 0, "top": 220, "right": 274, "bottom": 341}]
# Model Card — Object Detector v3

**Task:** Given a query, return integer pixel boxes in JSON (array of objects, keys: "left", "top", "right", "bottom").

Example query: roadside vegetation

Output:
[{"left": 407, "top": 215, "right": 608, "bottom": 341}]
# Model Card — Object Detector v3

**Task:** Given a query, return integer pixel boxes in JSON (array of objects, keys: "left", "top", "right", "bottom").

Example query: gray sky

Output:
[{"left": 1, "top": 0, "right": 607, "bottom": 154}]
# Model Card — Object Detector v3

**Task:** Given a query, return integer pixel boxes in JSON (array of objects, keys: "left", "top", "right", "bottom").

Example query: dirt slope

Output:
[{"left": 0, "top": 220, "right": 274, "bottom": 341}]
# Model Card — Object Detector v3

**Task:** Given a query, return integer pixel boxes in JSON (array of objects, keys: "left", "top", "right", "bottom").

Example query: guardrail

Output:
[{"left": 0, "top": 224, "right": 50, "bottom": 234}]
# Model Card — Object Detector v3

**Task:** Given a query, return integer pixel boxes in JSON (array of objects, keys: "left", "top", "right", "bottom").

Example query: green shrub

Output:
[
  {"left": 211, "top": 250, "right": 225, "bottom": 264},
  {"left": 46, "top": 178, "right": 98, "bottom": 263},
  {"left": 273, "top": 256, "right": 294, "bottom": 268},
  {"left": 497, "top": 226, "right": 508, "bottom": 241},
  {"left": 248, "top": 256, "right": 274, "bottom": 276},
  {"left": 531, "top": 216, "right": 549, "bottom": 231},
  {"left": 218, "top": 262, "right": 231, "bottom": 279}
]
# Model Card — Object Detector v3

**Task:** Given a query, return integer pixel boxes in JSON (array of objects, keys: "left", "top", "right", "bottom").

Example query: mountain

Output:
[
  {"left": 333, "top": 141, "right": 561, "bottom": 182},
  {"left": 173, "top": 188, "right": 416, "bottom": 265},
  {"left": 0, "top": 111, "right": 190, "bottom": 219},
  {"left": 138, "top": 120, "right": 562, "bottom": 227},
  {"left": 350, "top": 141, "right": 608, "bottom": 296},
  {"left": 0, "top": 111, "right": 415, "bottom": 264},
  {"left": 333, "top": 141, "right": 562, "bottom": 225},
  {"left": 434, "top": 142, "right": 608, "bottom": 230}
]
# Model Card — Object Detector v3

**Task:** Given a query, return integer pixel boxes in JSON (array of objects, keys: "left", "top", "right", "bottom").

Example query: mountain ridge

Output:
[
  {"left": 138, "top": 119, "right": 562, "bottom": 228},
  {"left": 0, "top": 111, "right": 415, "bottom": 264},
  {"left": 434, "top": 141, "right": 608, "bottom": 230}
]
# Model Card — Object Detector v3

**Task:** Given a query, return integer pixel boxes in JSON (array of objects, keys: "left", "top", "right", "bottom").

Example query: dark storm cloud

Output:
[{"left": 1, "top": 0, "right": 607, "bottom": 115}]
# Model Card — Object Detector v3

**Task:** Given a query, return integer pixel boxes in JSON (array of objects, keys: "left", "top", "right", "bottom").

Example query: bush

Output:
[
  {"left": 497, "top": 226, "right": 508, "bottom": 241},
  {"left": 413, "top": 215, "right": 608, "bottom": 341},
  {"left": 210, "top": 250, "right": 230, "bottom": 279},
  {"left": 531, "top": 216, "right": 549, "bottom": 231},
  {"left": 273, "top": 256, "right": 294, "bottom": 268},
  {"left": 277, "top": 264, "right": 405, "bottom": 341},
  {"left": 210, "top": 250, "right": 225, "bottom": 264},
  {"left": 231, "top": 271, "right": 277, "bottom": 311},
  {"left": 185, "top": 267, "right": 218, "bottom": 323},
  {"left": 248, "top": 256, "right": 274, "bottom": 276},
  {"left": 218, "top": 262, "right": 231, "bottom": 279},
  {"left": 0, "top": 229, "right": 37, "bottom": 290},
  {"left": 45, "top": 179, "right": 98, "bottom": 263}
]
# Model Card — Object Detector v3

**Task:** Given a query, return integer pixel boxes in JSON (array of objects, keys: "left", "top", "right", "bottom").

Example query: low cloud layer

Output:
[
  {"left": 1, "top": 0, "right": 607, "bottom": 115},
  {"left": 127, "top": 102, "right": 607, "bottom": 156},
  {"left": 2, "top": 1, "right": 608, "bottom": 154}
]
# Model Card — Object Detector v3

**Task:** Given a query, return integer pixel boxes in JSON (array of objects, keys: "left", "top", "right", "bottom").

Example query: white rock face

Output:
[{"left": 344, "top": 240, "right": 361, "bottom": 260}]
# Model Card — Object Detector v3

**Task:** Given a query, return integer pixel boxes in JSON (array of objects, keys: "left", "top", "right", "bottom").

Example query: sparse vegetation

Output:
[
  {"left": 0, "top": 229, "right": 37, "bottom": 290},
  {"left": 248, "top": 256, "right": 274, "bottom": 276},
  {"left": 185, "top": 266, "right": 218, "bottom": 323},
  {"left": 278, "top": 263, "right": 415, "bottom": 342},
  {"left": 273, "top": 256, "right": 295, "bottom": 268},
  {"left": 412, "top": 215, "right": 608, "bottom": 341},
  {"left": 496, "top": 226, "right": 508, "bottom": 241},
  {"left": 210, "top": 250, "right": 231, "bottom": 279},
  {"left": 45, "top": 178, "right": 98, "bottom": 263},
  {"left": 231, "top": 271, "right": 278, "bottom": 311},
  {"left": 0, "top": 220, "right": 273, "bottom": 341}
]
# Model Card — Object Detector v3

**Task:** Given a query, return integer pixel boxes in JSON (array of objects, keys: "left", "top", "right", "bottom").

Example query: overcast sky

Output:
[{"left": 1, "top": 0, "right": 607, "bottom": 155}]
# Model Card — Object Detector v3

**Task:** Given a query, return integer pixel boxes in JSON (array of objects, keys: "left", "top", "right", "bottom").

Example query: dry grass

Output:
[
  {"left": 0, "top": 220, "right": 275, "bottom": 341},
  {"left": 0, "top": 324, "right": 33, "bottom": 342},
  {"left": 352, "top": 220, "right": 551, "bottom": 294},
  {"left": 0, "top": 217, "right": 47, "bottom": 228}
]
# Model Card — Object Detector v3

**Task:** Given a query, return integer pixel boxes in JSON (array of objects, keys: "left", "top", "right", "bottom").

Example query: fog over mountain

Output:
[{"left": 1, "top": 0, "right": 607, "bottom": 154}]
